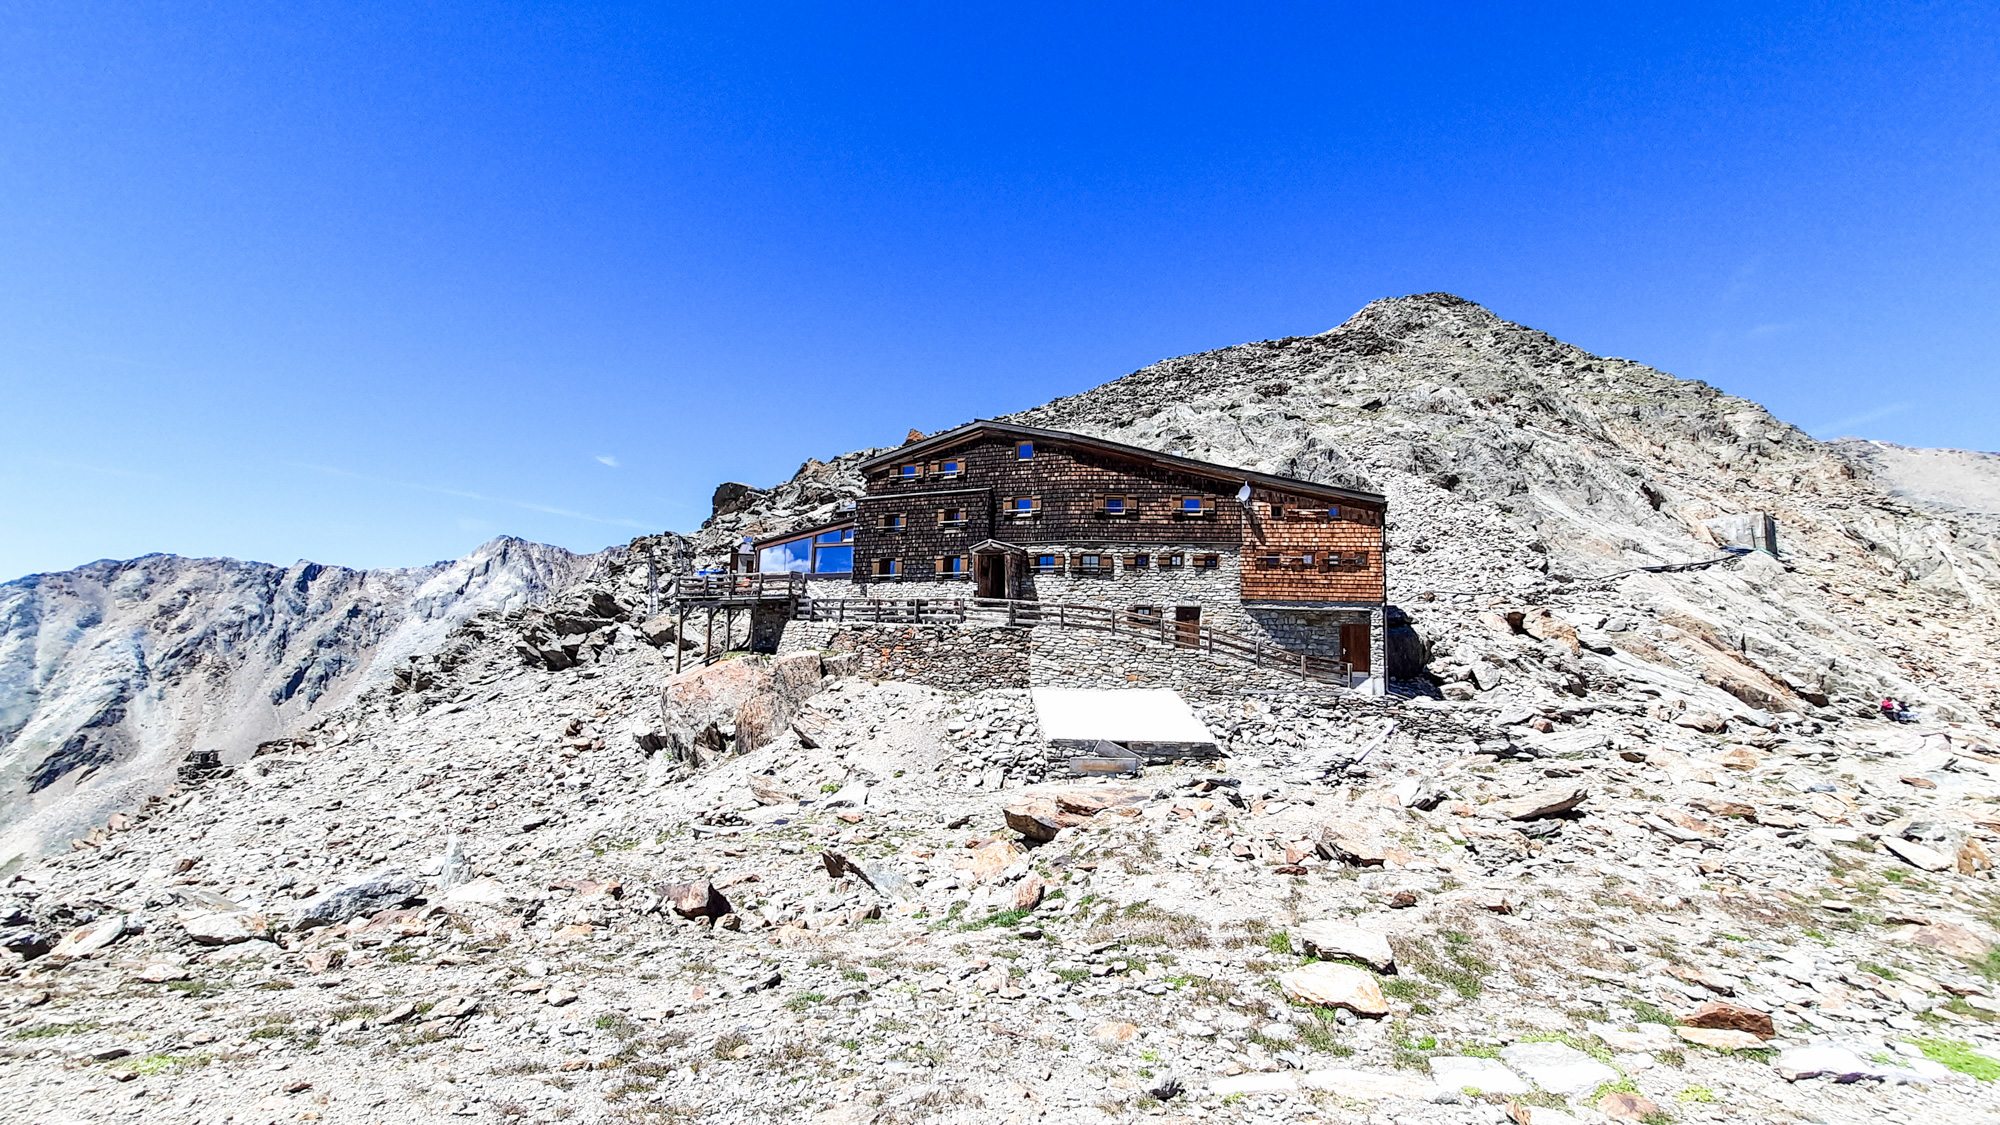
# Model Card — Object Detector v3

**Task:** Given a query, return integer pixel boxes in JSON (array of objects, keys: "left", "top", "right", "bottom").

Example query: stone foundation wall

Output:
[
  {"left": 1025, "top": 625, "right": 1327, "bottom": 697},
  {"left": 776, "top": 620, "right": 1031, "bottom": 692},
  {"left": 774, "top": 616, "right": 1343, "bottom": 698}
]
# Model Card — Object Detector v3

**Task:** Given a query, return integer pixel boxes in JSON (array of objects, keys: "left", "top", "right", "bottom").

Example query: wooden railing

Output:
[
  {"left": 675, "top": 572, "right": 808, "bottom": 603},
  {"left": 795, "top": 596, "right": 1352, "bottom": 686},
  {"left": 797, "top": 597, "right": 970, "bottom": 625}
]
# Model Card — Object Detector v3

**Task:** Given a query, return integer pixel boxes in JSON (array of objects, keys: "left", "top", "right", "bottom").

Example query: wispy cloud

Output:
[
  {"left": 1810, "top": 402, "right": 1910, "bottom": 438},
  {"left": 288, "top": 462, "right": 650, "bottom": 528},
  {"left": 1746, "top": 322, "right": 1795, "bottom": 338},
  {"left": 595, "top": 454, "right": 619, "bottom": 468}
]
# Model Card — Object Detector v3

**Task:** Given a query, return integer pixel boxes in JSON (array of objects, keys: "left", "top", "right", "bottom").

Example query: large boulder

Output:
[
  {"left": 1277, "top": 962, "right": 1387, "bottom": 1016},
  {"left": 660, "top": 881, "right": 733, "bottom": 919},
  {"left": 660, "top": 653, "right": 824, "bottom": 766},
  {"left": 286, "top": 870, "right": 424, "bottom": 930}
]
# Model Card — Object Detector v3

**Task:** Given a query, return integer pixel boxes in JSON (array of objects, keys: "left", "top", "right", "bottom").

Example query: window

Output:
[
  {"left": 874, "top": 558, "right": 900, "bottom": 577},
  {"left": 1176, "top": 496, "right": 1215, "bottom": 518},
  {"left": 1102, "top": 495, "right": 1135, "bottom": 516},
  {"left": 879, "top": 513, "right": 905, "bottom": 530},
  {"left": 1300, "top": 553, "right": 1314, "bottom": 568},
  {"left": 812, "top": 528, "right": 854, "bottom": 574},
  {"left": 1259, "top": 554, "right": 1282, "bottom": 569},
  {"left": 1197, "top": 554, "right": 1220, "bottom": 569},
  {"left": 757, "top": 538, "right": 811, "bottom": 574},
  {"left": 1128, "top": 605, "right": 1162, "bottom": 626},
  {"left": 936, "top": 459, "right": 963, "bottom": 478},
  {"left": 1016, "top": 441, "right": 1034, "bottom": 460},
  {"left": 898, "top": 464, "right": 920, "bottom": 480},
  {"left": 938, "top": 555, "right": 968, "bottom": 576},
  {"left": 759, "top": 526, "right": 855, "bottom": 574},
  {"left": 1032, "top": 554, "right": 1064, "bottom": 573},
  {"left": 1124, "top": 553, "right": 1150, "bottom": 570},
  {"left": 938, "top": 508, "right": 966, "bottom": 527},
  {"left": 1075, "top": 554, "right": 1108, "bottom": 575},
  {"left": 1003, "top": 496, "right": 1040, "bottom": 518},
  {"left": 1162, "top": 553, "right": 1185, "bottom": 569}
]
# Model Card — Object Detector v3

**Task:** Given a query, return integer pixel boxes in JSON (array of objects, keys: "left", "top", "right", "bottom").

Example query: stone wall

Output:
[
  {"left": 1025, "top": 625, "right": 1336, "bottom": 697},
  {"left": 773, "top": 615, "right": 1348, "bottom": 699},
  {"left": 776, "top": 620, "right": 1031, "bottom": 692}
]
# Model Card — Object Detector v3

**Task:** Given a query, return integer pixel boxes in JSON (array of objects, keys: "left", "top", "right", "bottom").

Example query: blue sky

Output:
[{"left": 2, "top": 2, "right": 1995, "bottom": 578}]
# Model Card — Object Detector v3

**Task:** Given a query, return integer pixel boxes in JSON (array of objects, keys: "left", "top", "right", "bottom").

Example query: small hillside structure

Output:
[{"left": 745, "top": 421, "right": 1390, "bottom": 692}]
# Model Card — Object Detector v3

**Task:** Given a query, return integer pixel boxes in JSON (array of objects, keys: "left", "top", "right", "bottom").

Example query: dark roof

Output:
[
  {"left": 749, "top": 517, "right": 854, "bottom": 549},
  {"left": 859, "top": 420, "right": 1386, "bottom": 505}
]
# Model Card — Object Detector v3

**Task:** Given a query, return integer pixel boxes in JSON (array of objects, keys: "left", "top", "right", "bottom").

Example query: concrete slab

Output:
[{"left": 1030, "top": 687, "right": 1216, "bottom": 748}]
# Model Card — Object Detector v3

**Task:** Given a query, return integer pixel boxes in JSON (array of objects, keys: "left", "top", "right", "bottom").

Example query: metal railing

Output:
[{"left": 794, "top": 596, "right": 1352, "bottom": 686}]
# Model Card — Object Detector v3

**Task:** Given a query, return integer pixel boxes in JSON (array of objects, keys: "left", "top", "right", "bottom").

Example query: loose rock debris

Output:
[{"left": 2, "top": 636, "right": 1996, "bottom": 1125}]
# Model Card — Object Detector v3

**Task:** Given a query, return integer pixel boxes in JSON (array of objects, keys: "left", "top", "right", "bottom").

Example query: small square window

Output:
[
  {"left": 940, "top": 459, "right": 961, "bottom": 476},
  {"left": 1162, "top": 553, "right": 1185, "bottom": 569},
  {"left": 1125, "top": 553, "right": 1150, "bottom": 569},
  {"left": 880, "top": 513, "right": 905, "bottom": 530},
  {"left": 1104, "top": 497, "right": 1126, "bottom": 515},
  {"left": 943, "top": 556, "right": 966, "bottom": 575},
  {"left": 1016, "top": 442, "right": 1034, "bottom": 460},
  {"left": 1182, "top": 497, "right": 1204, "bottom": 512},
  {"left": 1301, "top": 553, "right": 1314, "bottom": 568},
  {"left": 874, "top": 558, "right": 899, "bottom": 576},
  {"left": 1033, "top": 554, "right": 1062, "bottom": 572},
  {"left": 899, "top": 464, "right": 919, "bottom": 479},
  {"left": 1198, "top": 554, "right": 1220, "bottom": 569}
]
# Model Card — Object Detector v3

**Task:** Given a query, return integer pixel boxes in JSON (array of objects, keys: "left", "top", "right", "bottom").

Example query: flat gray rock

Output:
[
  {"left": 1499, "top": 1041, "right": 1617, "bottom": 1095},
  {"left": 287, "top": 869, "right": 423, "bottom": 930},
  {"left": 1427, "top": 1055, "right": 1528, "bottom": 1095},
  {"left": 1292, "top": 920, "right": 1395, "bottom": 971}
]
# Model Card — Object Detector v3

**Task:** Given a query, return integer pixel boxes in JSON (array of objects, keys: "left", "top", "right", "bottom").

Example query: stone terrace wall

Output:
[
  {"left": 776, "top": 617, "right": 1335, "bottom": 699},
  {"left": 1026, "top": 624, "right": 1326, "bottom": 698},
  {"left": 776, "top": 620, "right": 1030, "bottom": 692}
]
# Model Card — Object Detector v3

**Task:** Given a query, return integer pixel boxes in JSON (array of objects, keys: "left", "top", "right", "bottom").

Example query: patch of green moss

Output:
[{"left": 1911, "top": 1038, "right": 2000, "bottom": 1081}]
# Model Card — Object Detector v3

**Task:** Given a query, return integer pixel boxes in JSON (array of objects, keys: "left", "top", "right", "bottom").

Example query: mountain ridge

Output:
[{"left": 5, "top": 293, "right": 1996, "bottom": 867}]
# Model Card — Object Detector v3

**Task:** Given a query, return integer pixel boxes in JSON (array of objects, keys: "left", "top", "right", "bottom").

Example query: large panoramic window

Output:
[
  {"left": 758, "top": 538, "right": 812, "bottom": 573},
  {"left": 758, "top": 527, "right": 854, "bottom": 574},
  {"left": 813, "top": 528, "right": 854, "bottom": 574}
]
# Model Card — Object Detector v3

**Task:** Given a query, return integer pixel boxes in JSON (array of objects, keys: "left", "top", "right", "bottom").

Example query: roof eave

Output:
[{"left": 858, "top": 420, "right": 1386, "bottom": 506}]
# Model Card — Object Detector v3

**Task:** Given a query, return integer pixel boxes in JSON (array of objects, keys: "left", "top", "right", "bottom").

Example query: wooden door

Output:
[
  {"left": 1173, "top": 606, "right": 1200, "bottom": 648},
  {"left": 976, "top": 554, "right": 1004, "bottom": 598},
  {"left": 1341, "top": 623, "right": 1372, "bottom": 672}
]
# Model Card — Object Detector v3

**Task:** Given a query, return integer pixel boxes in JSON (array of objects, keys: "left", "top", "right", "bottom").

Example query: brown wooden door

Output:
[
  {"left": 976, "top": 554, "right": 1004, "bottom": 598},
  {"left": 1173, "top": 606, "right": 1200, "bottom": 648},
  {"left": 1341, "top": 623, "right": 1371, "bottom": 672}
]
